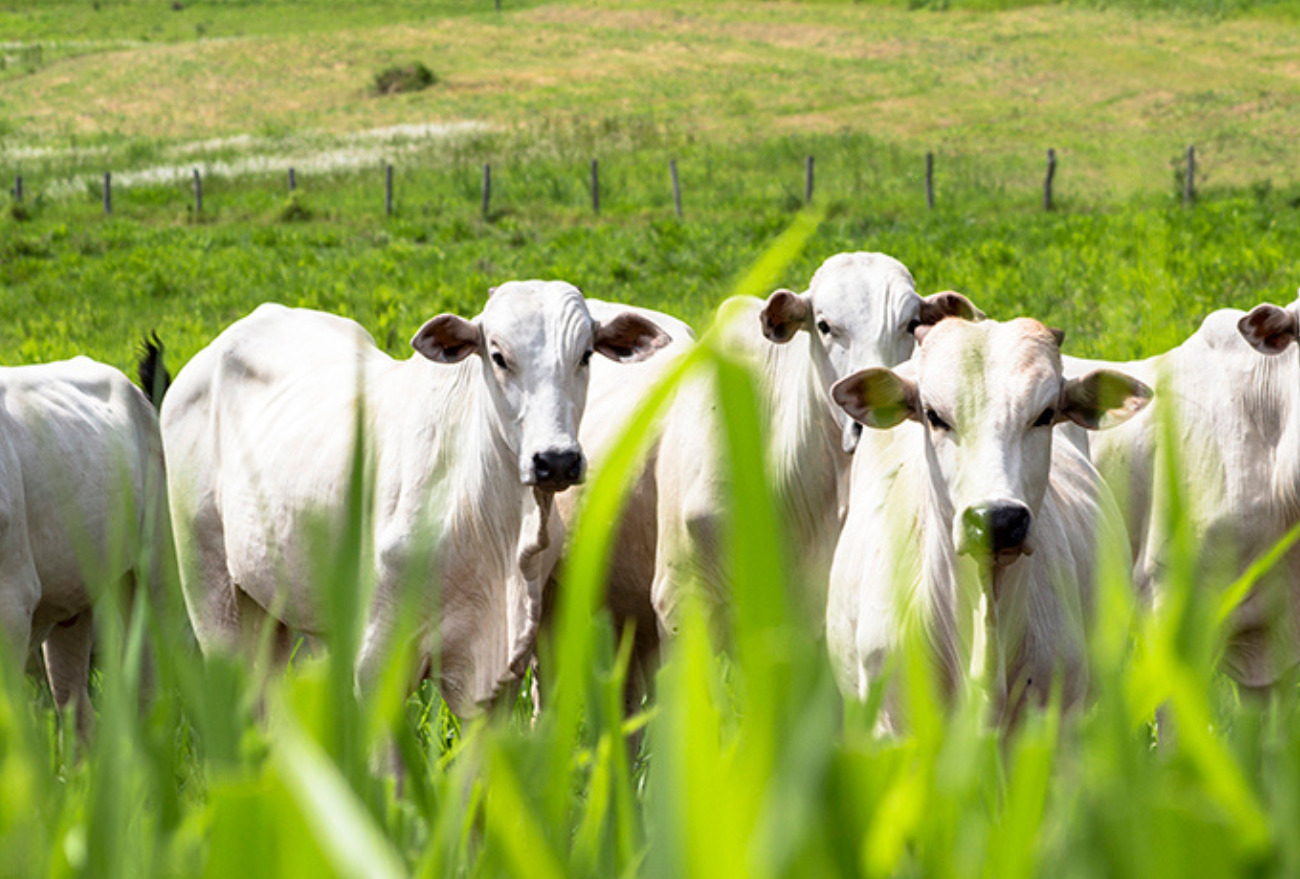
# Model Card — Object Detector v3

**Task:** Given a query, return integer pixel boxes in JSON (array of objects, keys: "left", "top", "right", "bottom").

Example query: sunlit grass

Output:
[{"left": 1, "top": 207, "right": 1298, "bottom": 878}]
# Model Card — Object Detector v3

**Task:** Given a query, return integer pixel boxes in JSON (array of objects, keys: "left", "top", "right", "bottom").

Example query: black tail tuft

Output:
[{"left": 137, "top": 331, "right": 171, "bottom": 408}]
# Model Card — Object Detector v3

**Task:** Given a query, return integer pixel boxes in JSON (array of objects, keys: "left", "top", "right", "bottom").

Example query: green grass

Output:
[
  {"left": 3, "top": 131, "right": 1298, "bottom": 372},
  {"left": 6, "top": 0, "right": 1300, "bottom": 197},
  {"left": 1, "top": 212, "right": 1299, "bottom": 878},
  {"left": 3, "top": 1, "right": 1300, "bottom": 876}
]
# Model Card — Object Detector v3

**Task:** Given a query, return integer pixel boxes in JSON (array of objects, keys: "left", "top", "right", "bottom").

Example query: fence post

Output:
[
  {"left": 385, "top": 164, "right": 394, "bottom": 217},
  {"left": 482, "top": 163, "right": 492, "bottom": 218},
  {"left": 670, "top": 159, "right": 682, "bottom": 219},
  {"left": 805, "top": 155, "right": 815, "bottom": 204},
  {"left": 925, "top": 152, "right": 934, "bottom": 210},
  {"left": 13, "top": 174, "right": 21, "bottom": 203},
  {"left": 1185, "top": 145, "right": 1196, "bottom": 205},
  {"left": 103, "top": 172, "right": 112, "bottom": 215},
  {"left": 288, "top": 167, "right": 296, "bottom": 192},
  {"left": 1044, "top": 148, "right": 1056, "bottom": 211},
  {"left": 193, "top": 168, "right": 202, "bottom": 215},
  {"left": 591, "top": 159, "right": 600, "bottom": 215}
]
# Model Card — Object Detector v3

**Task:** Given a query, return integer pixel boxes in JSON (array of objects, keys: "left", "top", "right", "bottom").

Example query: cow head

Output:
[
  {"left": 759, "top": 252, "right": 983, "bottom": 452},
  {"left": 832, "top": 317, "right": 1151, "bottom": 566},
  {"left": 411, "top": 280, "right": 670, "bottom": 492},
  {"left": 1238, "top": 291, "right": 1300, "bottom": 356}
]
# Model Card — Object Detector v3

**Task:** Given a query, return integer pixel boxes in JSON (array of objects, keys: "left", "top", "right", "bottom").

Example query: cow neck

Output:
[
  {"left": 393, "top": 355, "right": 522, "bottom": 552},
  {"left": 1255, "top": 343, "right": 1300, "bottom": 522},
  {"left": 762, "top": 330, "right": 846, "bottom": 540},
  {"left": 914, "top": 435, "right": 1019, "bottom": 711}
]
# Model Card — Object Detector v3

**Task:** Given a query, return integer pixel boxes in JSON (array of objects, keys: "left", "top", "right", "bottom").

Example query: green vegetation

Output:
[
  {"left": 3, "top": 0, "right": 1300, "bottom": 876},
  {"left": 372, "top": 62, "right": 438, "bottom": 96}
]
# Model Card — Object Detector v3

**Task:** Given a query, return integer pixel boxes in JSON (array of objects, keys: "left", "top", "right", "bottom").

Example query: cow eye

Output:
[
  {"left": 579, "top": 349, "right": 593, "bottom": 367},
  {"left": 490, "top": 351, "right": 508, "bottom": 370},
  {"left": 1033, "top": 407, "right": 1056, "bottom": 427},
  {"left": 816, "top": 319, "right": 832, "bottom": 335},
  {"left": 925, "top": 408, "right": 951, "bottom": 431}
]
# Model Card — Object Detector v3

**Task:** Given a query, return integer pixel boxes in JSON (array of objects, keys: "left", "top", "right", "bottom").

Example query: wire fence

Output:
[{"left": 6, "top": 144, "right": 1205, "bottom": 221}]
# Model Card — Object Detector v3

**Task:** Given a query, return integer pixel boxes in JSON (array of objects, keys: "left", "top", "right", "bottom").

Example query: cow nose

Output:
[
  {"left": 532, "top": 449, "right": 585, "bottom": 490},
  {"left": 961, "top": 503, "right": 1032, "bottom": 556}
]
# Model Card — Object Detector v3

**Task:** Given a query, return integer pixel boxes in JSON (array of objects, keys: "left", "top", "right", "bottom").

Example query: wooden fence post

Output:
[
  {"left": 103, "top": 172, "right": 112, "bottom": 215},
  {"left": 288, "top": 167, "right": 296, "bottom": 192},
  {"left": 925, "top": 152, "right": 934, "bottom": 210},
  {"left": 591, "top": 159, "right": 599, "bottom": 215},
  {"left": 805, "top": 155, "right": 815, "bottom": 204},
  {"left": 1185, "top": 145, "right": 1196, "bottom": 205},
  {"left": 1044, "top": 148, "right": 1056, "bottom": 211},
  {"left": 385, "top": 164, "right": 394, "bottom": 217},
  {"left": 193, "top": 168, "right": 202, "bottom": 215},
  {"left": 482, "top": 163, "right": 492, "bottom": 218},
  {"left": 13, "top": 174, "right": 21, "bottom": 203},
  {"left": 670, "top": 159, "right": 682, "bottom": 218}
]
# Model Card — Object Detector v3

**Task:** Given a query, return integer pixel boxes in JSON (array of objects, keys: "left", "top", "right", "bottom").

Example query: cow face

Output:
[
  {"left": 832, "top": 318, "right": 1151, "bottom": 565},
  {"left": 411, "top": 280, "right": 670, "bottom": 492},
  {"left": 759, "top": 252, "right": 983, "bottom": 452},
  {"left": 1238, "top": 293, "right": 1300, "bottom": 356}
]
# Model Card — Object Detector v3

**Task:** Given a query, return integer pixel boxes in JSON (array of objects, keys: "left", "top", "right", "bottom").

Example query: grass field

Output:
[{"left": 4, "top": 1, "right": 1300, "bottom": 877}]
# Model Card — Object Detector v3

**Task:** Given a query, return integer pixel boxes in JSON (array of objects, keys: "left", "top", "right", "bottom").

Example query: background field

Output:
[{"left": 3, "top": 1, "right": 1300, "bottom": 878}]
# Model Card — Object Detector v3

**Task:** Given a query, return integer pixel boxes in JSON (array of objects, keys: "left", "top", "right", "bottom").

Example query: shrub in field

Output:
[
  {"left": 273, "top": 191, "right": 314, "bottom": 223},
  {"left": 371, "top": 62, "right": 437, "bottom": 96}
]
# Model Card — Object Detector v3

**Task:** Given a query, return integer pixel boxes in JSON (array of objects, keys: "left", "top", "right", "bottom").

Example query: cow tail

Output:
[{"left": 137, "top": 331, "right": 171, "bottom": 408}]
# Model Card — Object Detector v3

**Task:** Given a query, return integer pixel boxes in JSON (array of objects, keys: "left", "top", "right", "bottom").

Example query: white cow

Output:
[
  {"left": 547, "top": 301, "right": 696, "bottom": 708},
  {"left": 1066, "top": 292, "right": 1300, "bottom": 692},
  {"left": 651, "top": 252, "right": 981, "bottom": 632},
  {"left": 0, "top": 357, "right": 166, "bottom": 737},
  {"left": 828, "top": 317, "right": 1149, "bottom": 729},
  {"left": 159, "top": 283, "right": 669, "bottom": 716}
]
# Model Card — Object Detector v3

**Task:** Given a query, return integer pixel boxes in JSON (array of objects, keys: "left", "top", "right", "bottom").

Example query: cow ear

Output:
[
  {"left": 915, "top": 291, "right": 984, "bottom": 334},
  {"left": 831, "top": 368, "right": 919, "bottom": 430},
  {"left": 760, "top": 289, "right": 812, "bottom": 344},
  {"left": 412, "top": 314, "right": 480, "bottom": 364},
  {"left": 1059, "top": 369, "right": 1152, "bottom": 430},
  {"left": 1049, "top": 327, "right": 1066, "bottom": 347},
  {"left": 1238, "top": 303, "right": 1299, "bottom": 355},
  {"left": 593, "top": 313, "right": 672, "bottom": 363}
]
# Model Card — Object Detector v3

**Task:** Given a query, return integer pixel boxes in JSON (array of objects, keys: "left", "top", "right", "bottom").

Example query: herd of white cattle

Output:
[{"left": 4, "top": 251, "right": 1299, "bottom": 734}]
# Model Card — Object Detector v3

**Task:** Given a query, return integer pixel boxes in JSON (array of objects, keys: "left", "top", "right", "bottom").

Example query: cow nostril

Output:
[
  {"left": 988, "top": 505, "right": 1031, "bottom": 552},
  {"left": 563, "top": 454, "right": 584, "bottom": 483},
  {"left": 961, "top": 504, "right": 1031, "bottom": 555},
  {"left": 532, "top": 452, "right": 553, "bottom": 483},
  {"left": 533, "top": 449, "right": 584, "bottom": 487}
]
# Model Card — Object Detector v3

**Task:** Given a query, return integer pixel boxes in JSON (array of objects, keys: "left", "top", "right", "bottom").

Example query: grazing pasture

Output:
[{"left": 4, "top": 1, "right": 1300, "bottom": 877}]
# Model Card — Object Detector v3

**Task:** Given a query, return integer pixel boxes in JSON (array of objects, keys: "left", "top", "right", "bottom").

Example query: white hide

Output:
[
  {"left": 549, "top": 301, "right": 696, "bottom": 702},
  {"left": 1064, "top": 293, "right": 1300, "bottom": 689},
  {"left": 0, "top": 357, "right": 165, "bottom": 734},
  {"left": 651, "top": 252, "right": 964, "bottom": 631},
  {"left": 828, "top": 318, "right": 1145, "bottom": 729},
  {"left": 160, "top": 283, "right": 668, "bottom": 716}
]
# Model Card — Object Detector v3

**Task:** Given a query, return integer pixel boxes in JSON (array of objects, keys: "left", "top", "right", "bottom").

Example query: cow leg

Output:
[
  {"left": 172, "top": 500, "right": 242, "bottom": 657},
  {"left": 0, "top": 564, "right": 38, "bottom": 676},
  {"left": 235, "top": 589, "right": 295, "bottom": 672},
  {"left": 651, "top": 506, "right": 723, "bottom": 640},
  {"left": 43, "top": 610, "right": 94, "bottom": 744}
]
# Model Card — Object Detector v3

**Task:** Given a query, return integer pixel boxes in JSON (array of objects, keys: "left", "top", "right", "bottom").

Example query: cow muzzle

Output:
[
  {"left": 958, "top": 502, "right": 1032, "bottom": 567},
  {"left": 529, "top": 448, "right": 586, "bottom": 492}
]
